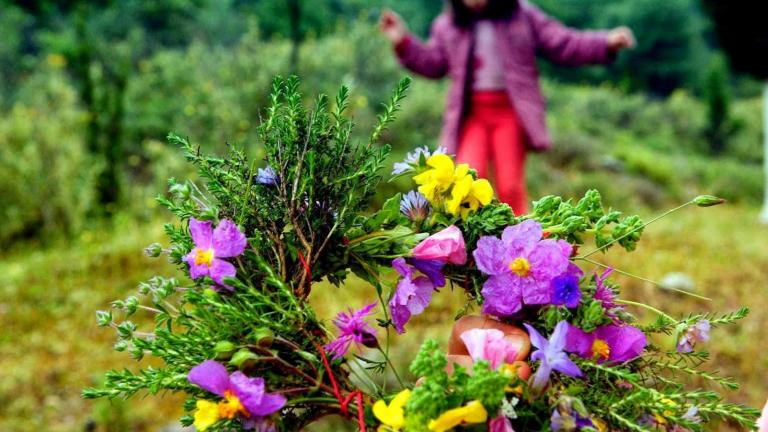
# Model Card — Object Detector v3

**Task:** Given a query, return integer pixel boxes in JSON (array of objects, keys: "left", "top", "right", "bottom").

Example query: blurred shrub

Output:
[{"left": 0, "top": 65, "right": 98, "bottom": 246}]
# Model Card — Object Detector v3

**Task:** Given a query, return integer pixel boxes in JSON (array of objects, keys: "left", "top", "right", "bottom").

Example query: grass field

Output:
[{"left": 2, "top": 203, "right": 766, "bottom": 431}]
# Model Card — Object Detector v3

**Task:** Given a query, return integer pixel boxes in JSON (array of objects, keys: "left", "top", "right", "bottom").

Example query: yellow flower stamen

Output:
[
  {"left": 218, "top": 390, "right": 248, "bottom": 419},
  {"left": 373, "top": 389, "right": 412, "bottom": 431},
  {"left": 592, "top": 339, "right": 611, "bottom": 360},
  {"left": 193, "top": 400, "right": 221, "bottom": 431},
  {"left": 509, "top": 257, "right": 531, "bottom": 277},
  {"left": 194, "top": 248, "right": 215, "bottom": 267},
  {"left": 428, "top": 400, "right": 488, "bottom": 432}
]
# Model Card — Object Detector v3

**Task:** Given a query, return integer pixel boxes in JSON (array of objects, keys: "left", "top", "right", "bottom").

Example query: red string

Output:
[
  {"left": 304, "top": 251, "right": 366, "bottom": 431},
  {"left": 316, "top": 343, "right": 367, "bottom": 431},
  {"left": 297, "top": 251, "right": 312, "bottom": 294}
]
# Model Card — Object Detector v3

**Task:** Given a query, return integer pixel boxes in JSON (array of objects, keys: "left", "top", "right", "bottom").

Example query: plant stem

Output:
[{"left": 616, "top": 299, "right": 678, "bottom": 324}]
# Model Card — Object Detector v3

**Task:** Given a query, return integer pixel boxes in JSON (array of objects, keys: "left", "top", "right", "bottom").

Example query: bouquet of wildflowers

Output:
[{"left": 86, "top": 77, "right": 760, "bottom": 431}]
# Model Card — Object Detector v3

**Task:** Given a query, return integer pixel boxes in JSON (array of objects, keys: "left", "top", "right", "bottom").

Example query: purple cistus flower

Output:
[
  {"left": 524, "top": 321, "right": 583, "bottom": 391},
  {"left": 391, "top": 145, "right": 447, "bottom": 175},
  {"left": 324, "top": 302, "right": 378, "bottom": 360},
  {"left": 389, "top": 257, "right": 436, "bottom": 334},
  {"left": 400, "top": 190, "right": 431, "bottom": 222},
  {"left": 551, "top": 273, "right": 581, "bottom": 309},
  {"left": 474, "top": 220, "right": 572, "bottom": 317},
  {"left": 565, "top": 323, "right": 647, "bottom": 363},
  {"left": 677, "top": 320, "right": 711, "bottom": 353},
  {"left": 188, "top": 360, "right": 286, "bottom": 427},
  {"left": 184, "top": 218, "right": 247, "bottom": 290},
  {"left": 255, "top": 166, "right": 278, "bottom": 185}
]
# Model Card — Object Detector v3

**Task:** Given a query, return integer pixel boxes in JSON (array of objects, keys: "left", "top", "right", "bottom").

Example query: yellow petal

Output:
[
  {"left": 446, "top": 175, "right": 472, "bottom": 216},
  {"left": 428, "top": 400, "right": 488, "bottom": 432},
  {"left": 193, "top": 400, "right": 221, "bottom": 431},
  {"left": 373, "top": 390, "right": 412, "bottom": 430},
  {"left": 426, "top": 154, "right": 455, "bottom": 176},
  {"left": 470, "top": 179, "right": 494, "bottom": 205},
  {"left": 453, "top": 163, "right": 470, "bottom": 180}
]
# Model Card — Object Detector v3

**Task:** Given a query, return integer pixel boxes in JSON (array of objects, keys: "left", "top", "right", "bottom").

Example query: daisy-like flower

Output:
[
  {"left": 676, "top": 320, "right": 710, "bottom": 353},
  {"left": 524, "top": 321, "right": 583, "bottom": 392},
  {"left": 474, "top": 220, "right": 572, "bottom": 317},
  {"left": 184, "top": 218, "right": 247, "bottom": 290},
  {"left": 324, "top": 302, "right": 378, "bottom": 360},
  {"left": 188, "top": 360, "right": 286, "bottom": 431},
  {"left": 565, "top": 323, "right": 646, "bottom": 363},
  {"left": 392, "top": 145, "right": 446, "bottom": 175},
  {"left": 593, "top": 268, "right": 622, "bottom": 318},
  {"left": 400, "top": 190, "right": 431, "bottom": 222}
]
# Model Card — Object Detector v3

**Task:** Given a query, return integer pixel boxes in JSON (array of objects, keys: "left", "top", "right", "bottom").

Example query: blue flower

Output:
[
  {"left": 551, "top": 273, "right": 581, "bottom": 308},
  {"left": 400, "top": 190, "right": 430, "bottom": 222},
  {"left": 524, "top": 321, "right": 583, "bottom": 391},
  {"left": 255, "top": 166, "right": 278, "bottom": 185}
]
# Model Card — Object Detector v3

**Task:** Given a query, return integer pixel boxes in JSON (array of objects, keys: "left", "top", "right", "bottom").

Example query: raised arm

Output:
[
  {"left": 523, "top": 2, "right": 618, "bottom": 66},
  {"left": 381, "top": 10, "right": 449, "bottom": 79}
]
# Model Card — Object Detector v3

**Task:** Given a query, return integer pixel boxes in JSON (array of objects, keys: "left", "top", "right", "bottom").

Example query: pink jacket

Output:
[{"left": 394, "top": 2, "right": 614, "bottom": 153}]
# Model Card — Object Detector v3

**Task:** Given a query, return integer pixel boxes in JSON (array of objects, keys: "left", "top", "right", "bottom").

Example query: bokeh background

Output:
[{"left": 1, "top": 1, "right": 766, "bottom": 431}]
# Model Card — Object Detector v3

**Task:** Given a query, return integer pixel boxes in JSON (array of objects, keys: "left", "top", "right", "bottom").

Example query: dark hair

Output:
[{"left": 450, "top": 0, "right": 520, "bottom": 27}]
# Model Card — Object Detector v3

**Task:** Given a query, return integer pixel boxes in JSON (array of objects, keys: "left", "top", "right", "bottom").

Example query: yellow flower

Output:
[
  {"left": 427, "top": 400, "right": 488, "bottom": 432},
  {"left": 593, "top": 417, "right": 608, "bottom": 432},
  {"left": 193, "top": 400, "right": 221, "bottom": 431},
  {"left": 413, "top": 154, "right": 456, "bottom": 203},
  {"left": 373, "top": 389, "right": 412, "bottom": 431}
]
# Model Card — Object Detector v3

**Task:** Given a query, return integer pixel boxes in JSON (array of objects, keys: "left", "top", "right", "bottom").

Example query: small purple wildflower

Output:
[
  {"left": 677, "top": 320, "right": 711, "bottom": 353},
  {"left": 392, "top": 145, "right": 447, "bottom": 175},
  {"left": 400, "top": 190, "right": 430, "bottom": 221},
  {"left": 184, "top": 218, "right": 247, "bottom": 290},
  {"left": 325, "top": 302, "right": 378, "bottom": 359},
  {"left": 474, "top": 220, "right": 571, "bottom": 317},
  {"left": 682, "top": 406, "right": 701, "bottom": 424},
  {"left": 524, "top": 321, "right": 583, "bottom": 391},
  {"left": 389, "top": 257, "right": 436, "bottom": 334},
  {"left": 255, "top": 166, "right": 278, "bottom": 185},
  {"left": 593, "top": 268, "right": 620, "bottom": 312},
  {"left": 551, "top": 273, "right": 581, "bottom": 309},
  {"left": 551, "top": 409, "right": 594, "bottom": 432}
]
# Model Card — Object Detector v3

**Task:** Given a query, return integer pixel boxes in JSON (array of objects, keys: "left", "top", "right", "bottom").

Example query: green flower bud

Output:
[
  {"left": 229, "top": 349, "right": 260, "bottom": 369},
  {"left": 144, "top": 243, "right": 163, "bottom": 257},
  {"left": 693, "top": 195, "right": 726, "bottom": 207},
  {"left": 213, "top": 341, "right": 237, "bottom": 360},
  {"left": 250, "top": 328, "right": 274, "bottom": 347}
]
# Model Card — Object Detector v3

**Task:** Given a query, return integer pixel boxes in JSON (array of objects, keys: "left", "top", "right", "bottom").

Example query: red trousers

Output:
[{"left": 456, "top": 91, "right": 528, "bottom": 214}]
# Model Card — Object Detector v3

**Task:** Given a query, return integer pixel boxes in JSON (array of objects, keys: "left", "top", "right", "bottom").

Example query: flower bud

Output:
[
  {"left": 250, "top": 328, "right": 274, "bottom": 347},
  {"left": 214, "top": 341, "right": 237, "bottom": 360},
  {"left": 229, "top": 349, "right": 259, "bottom": 369},
  {"left": 144, "top": 243, "right": 163, "bottom": 257},
  {"left": 693, "top": 195, "right": 726, "bottom": 207}
]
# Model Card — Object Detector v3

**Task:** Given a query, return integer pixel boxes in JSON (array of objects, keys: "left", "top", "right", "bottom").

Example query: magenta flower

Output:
[
  {"left": 565, "top": 323, "right": 646, "bottom": 363},
  {"left": 525, "top": 321, "right": 583, "bottom": 391},
  {"left": 188, "top": 360, "right": 286, "bottom": 428},
  {"left": 460, "top": 328, "right": 519, "bottom": 370},
  {"left": 489, "top": 414, "right": 516, "bottom": 432},
  {"left": 593, "top": 268, "right": 622, "bottom": 318},
  {"left": 677, "top": 320, "right": 710, "bottom": 353},
  {"left": 184, "top": 218, "right": 247, "bottom": 290},
  {"left": 474, "top": 220, "right": 571, "bottom": 317},
  {"left": 389, "top": 258, "right": 435, "bottom": 334},
  {"left": 325, "top": 302, "right": 379, "bottom": 360},
  {"left": 412, "top": 225, "right": 467, "bottom": 265}
]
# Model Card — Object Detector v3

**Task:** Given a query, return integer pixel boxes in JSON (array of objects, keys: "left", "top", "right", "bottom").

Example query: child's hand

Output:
[
  {"left": 380, "top": 9, "right": 408, "bottom": 45},
  {"left": 607, "top": 26, "right": 636, "bottom": 52}
]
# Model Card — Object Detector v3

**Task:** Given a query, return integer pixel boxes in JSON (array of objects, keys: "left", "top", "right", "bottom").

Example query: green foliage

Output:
[{"left": 0, "top": 66, "right": 98, "bottom": 245}]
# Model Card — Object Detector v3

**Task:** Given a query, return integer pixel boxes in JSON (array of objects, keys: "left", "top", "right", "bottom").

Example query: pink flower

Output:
[
  {"left": 489, "top": 414, "right": 515, "bottom": 432},
  {"left": 412, "top": 225, "right": 467, "bottom": 265},
  {"left": 460, "top": 328, "right": 519, "bottom": 370},
  {"left": 184, "top": 218, "right": 247, "bottom": 290}
]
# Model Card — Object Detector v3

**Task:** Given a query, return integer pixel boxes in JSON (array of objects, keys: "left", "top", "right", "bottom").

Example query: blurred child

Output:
[{"left": 380, "top": 0, "right": 635, "bottom": 214}]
